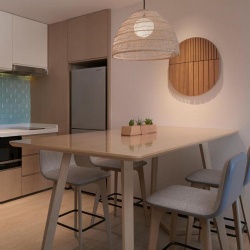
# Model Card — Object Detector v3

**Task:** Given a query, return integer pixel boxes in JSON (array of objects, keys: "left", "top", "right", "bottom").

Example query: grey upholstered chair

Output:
[
  {"left": 89, "top": 156, "right": 149, "bottom": 225},
  {"left": 147, "top": 152, "right": 247, "bottom": 250},
  {"left": 40, "top": 150, "right": 113, "bottom": 250},
  {"left": 185, "top": 149, "right": 250, "bottom": 250}
]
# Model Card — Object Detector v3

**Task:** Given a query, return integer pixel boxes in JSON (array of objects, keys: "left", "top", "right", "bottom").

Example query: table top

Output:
[{"left": 10, "top": 126, "right": 237, "bottom": 161}]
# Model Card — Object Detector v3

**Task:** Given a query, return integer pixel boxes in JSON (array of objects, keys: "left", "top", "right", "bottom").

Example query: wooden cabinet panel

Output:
[
  {"left": 13, "top": 15, "right": 48, "bottom": 68},
  {"left": 0, "top": 11, "right": 12, "bottom": 70},
  {"left": 22, "top": 155, "right": 40, "bottom": 176},
  {"left": 31, "top": 21, "right": 70, "bottom": 135},
  {"left": 22, "top": 173, "right": 52, "bottom": 195},
  {"left": 22, "top": 133, "right": 57, "bottom": 156},
  {"left": 22, "top": 147, "right": 40, "bottom": 156},
  {"left": 68, "top": 10, "right": 109, "bottom": 62},
  {"left": 0, "top": 168, "right": 21, "bottom": 202}
]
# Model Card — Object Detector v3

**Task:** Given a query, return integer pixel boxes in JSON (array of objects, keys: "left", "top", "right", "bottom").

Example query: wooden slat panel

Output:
[
  {"left": 190, "top": 38, "right": 194, "bottom": 62},
  {"left": 195, "top": 38, "right": 198, "bottom": 61},
  {"left": 209, "top": 60, "right": 215, "bottom": 89},
  {"left": 176, "top": 64, "right": 181, "bottom": 93},
  {"left": 185, "top": 39, "right": 189, "bottom": 62},
  {"left": 204, "top": 60, "right": 209, "bottom": 92},
  {"left": 188, "top": 62, "right": 194, "bottom": 95},
  {"left": 198, "top": 61, "right": 204, "bottom": 95},
  {"left": 193, "top": 62, "right": 199, "bottom": 95},
  {"left": 214, "top": 59, "right": 220, "bottom": 82},
  {"left": 168, "top": 37, "right": 220, "bottom": 96},
  {"left": 183, "top": 63, "right": 189, "bottom": 95},
  {"left": 204, "top": 39, "right": 209, "bottom": 60},
  {"left": 179, "top": 63, "right": 185, "bottom": 94},
  {"left": 200, "top": 38, "right": 204, "bottom": 61}
]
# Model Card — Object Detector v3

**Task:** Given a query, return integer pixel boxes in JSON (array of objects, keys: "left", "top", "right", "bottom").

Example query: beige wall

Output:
[{"left": 110, "top": 0, "right": 250, "bottom": 196}]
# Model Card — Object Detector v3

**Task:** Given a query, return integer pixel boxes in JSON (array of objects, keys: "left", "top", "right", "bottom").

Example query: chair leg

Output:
[
  {"left": 136, "top": 168, "right": 150, "bottom": 226},
  {"left": 214, "top": 215, "right": 229, "bottom": 250},
  {"left": 114, "top": 171, "right": 118, "bottom": 216},
  {"left": 240, "top": 189, "right": 250, "bottom": 243},
  {"left": 232, "top": 199, "right": 244, "bottom": 250},
  {"left": 74, "top": 187, "right": 78, "bottom": 238},
  {"left": 148, "top": 206, "right": 165, "bottom": 250},
  {"left": 200, "top": 218, "right": 212, "bottom": 250},
  {"left": 97, "top": 179, "right": 113, "bottom": 250},
  {"left": 77, "top": 187, "right": 83, "bottom": 250},
  {"left": 170, "top": 212, "right": 178, "bottom": 250},
  {"left": 186, "top": 216, "right": 194, "bottom": 246},
  {"left": 91, "top": 185, "right": 100, "bottom": 225}
]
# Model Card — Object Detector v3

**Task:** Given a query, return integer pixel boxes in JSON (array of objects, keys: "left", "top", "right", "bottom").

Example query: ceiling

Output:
[{"left": 0, "top": 0, "right": 139, "bottom": 24}]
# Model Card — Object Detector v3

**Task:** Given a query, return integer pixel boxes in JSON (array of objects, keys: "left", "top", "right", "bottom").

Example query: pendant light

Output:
[{"left": 112, "top": 0, "right": 179, "bottom": 61}]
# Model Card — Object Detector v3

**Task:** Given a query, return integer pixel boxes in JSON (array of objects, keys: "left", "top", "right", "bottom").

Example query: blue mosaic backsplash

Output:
[{"left": 0, "top": 73, "right": 31, "bottom": 124}]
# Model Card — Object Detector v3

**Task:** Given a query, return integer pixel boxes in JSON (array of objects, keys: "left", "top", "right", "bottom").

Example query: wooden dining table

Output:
[{"left": 10, "top": 126, "right": 237, "bottom": 250}]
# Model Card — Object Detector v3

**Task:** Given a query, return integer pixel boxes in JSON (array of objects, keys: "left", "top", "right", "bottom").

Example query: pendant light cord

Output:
[{"left": 143, "top": 0, "right": 145, "bottom": 9}]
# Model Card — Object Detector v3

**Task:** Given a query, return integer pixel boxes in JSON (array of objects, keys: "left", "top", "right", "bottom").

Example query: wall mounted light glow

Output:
[{"left": 112, "top": 0, "right": 179, "bottom": 61}]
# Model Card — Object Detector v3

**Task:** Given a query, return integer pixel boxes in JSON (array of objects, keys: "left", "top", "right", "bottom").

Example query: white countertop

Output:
[{"left": 0, "top": 123, "right": 58, "bottom": 137}]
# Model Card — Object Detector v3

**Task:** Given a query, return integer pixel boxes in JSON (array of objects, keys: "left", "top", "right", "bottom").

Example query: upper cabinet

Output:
[
  {"left": 68, "top": 10, "right": 110, "bottom": 62},
  {"left": 13, "top": 16, "right": 48, "bottom": 68},
  {"left": 0, "top": 11, "right": 13, "bottom": 70}
]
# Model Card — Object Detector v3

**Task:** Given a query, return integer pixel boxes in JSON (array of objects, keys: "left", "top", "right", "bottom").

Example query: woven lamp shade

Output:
[{"left": 112, "top": 10, "right": 179, "bottom": 61}]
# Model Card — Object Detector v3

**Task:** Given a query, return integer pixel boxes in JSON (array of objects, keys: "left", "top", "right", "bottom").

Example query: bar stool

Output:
[
  {"left": 185, "top": 150, "right": 250, "bottom": 249},
  {"left": 147, "top": 153, "right": 247, "bottom": 250},
  {"left": 89, "top": 156, "right": 149, "bottom": 225},
  {"left": 40, "top": 150, "right": 113, "bottom": 250}
]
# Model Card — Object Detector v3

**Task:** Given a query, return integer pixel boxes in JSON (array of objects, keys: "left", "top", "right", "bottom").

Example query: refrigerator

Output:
[{"left": 70, "top": 66, "right": 107, "bottom": 134}]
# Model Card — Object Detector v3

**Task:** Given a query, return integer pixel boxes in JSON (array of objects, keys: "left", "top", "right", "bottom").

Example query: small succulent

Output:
[
  {"left": 144, "top": 118, "right": 153, "bottom": 125},
  {"left": 129, "top": 119, "right": 135, "bottom": 126},
  {"left": 136, "top": 118, "right": 144, "bottom": 126}
]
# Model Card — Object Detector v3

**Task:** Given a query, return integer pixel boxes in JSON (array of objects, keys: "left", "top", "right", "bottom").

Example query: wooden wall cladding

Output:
[{"left": 169, "top": 37, "right": 220, "bottom": 96}]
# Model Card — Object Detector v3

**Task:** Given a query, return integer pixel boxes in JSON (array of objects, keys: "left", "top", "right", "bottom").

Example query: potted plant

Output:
[
  {"left": 141, "top": 118, "right": 157, "bottom": 134},
  {"left": 121, "top": 119, "right": 141, "bottom": 136}
]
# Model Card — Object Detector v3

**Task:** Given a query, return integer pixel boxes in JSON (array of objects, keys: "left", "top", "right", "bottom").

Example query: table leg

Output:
[
  {"left": 41, "top": 153, "right": 71, "bottom": 250},
  {"left": 121, "top": 161, "right": 134, "bottom": 250},
  {"left": 151, "top": 157, "right": 158, "bottom": 194},
  {"left": 199, "top": 142, "right": 212, "bottom": 169}
]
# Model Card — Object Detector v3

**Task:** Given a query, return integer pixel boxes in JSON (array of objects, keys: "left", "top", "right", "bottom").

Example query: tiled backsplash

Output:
[{"left": 0, "top": 73, "right": 30, "bottom": 124}]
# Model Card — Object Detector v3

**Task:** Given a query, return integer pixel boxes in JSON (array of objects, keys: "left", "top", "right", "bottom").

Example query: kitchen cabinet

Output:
[
  {"left": 0, "top": 168, "right": 21, "bottom": 202},
  {"left": 68, "top": 9, "right": 110, "bottom": 62},
  {"left": 31, "top": 21, "right": 70, "bottom": 134},
  {"left": 31, "top": 10, "right": 111, "bottom": 134},
  {"left": 13, "top": 15, "right": 48, "bottom": 68},
  {"left": 0, "top": 11, "right": 12, "bottom": 70},
  {"left": 21, "top": 134, "right": 54, "bottom": 195}
]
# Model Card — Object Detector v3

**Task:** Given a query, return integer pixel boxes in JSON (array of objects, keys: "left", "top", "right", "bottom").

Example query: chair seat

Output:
[
  {"left": 147, "top": 185, "right": 217, "bottom": 219},
  {"left": 185, "top": 169, "right": 222, "bottom": 188},
  {"left": 43, "top": 165, "right": 110, "bottom": 186},
  {"left": 90, "top": 157, "right": 147, "bottom": 171}
]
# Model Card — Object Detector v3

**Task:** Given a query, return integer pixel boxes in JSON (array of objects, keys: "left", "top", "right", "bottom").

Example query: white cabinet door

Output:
[
  {"left": 0, "top": 11, "right": 12, "bottom": 70},
  {"left": 13, "top": 16, "right": 48, "bottom": 68}
]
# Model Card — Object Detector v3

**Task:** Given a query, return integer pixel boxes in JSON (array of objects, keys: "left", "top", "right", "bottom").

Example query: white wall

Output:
[{"left": 110, "top": 0, "right": 250, "bottom": 196}]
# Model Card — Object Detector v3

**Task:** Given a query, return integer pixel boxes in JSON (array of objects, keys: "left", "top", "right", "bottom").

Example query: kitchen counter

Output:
[{"left": 0, "top": 123, "right": 58, "bottom": 137}]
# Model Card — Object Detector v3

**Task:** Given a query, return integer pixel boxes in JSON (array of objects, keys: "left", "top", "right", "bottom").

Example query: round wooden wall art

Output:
[{"left": 169, "top": 37, "right": 220, "bottom": 96}]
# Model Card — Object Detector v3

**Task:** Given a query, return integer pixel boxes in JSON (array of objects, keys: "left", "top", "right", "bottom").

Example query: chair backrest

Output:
[
  {"left": 40, "top": 150, "right": 76, "bottom": 176},
  {"left": 212, "top": 152, "right": 247, "bottom": 218},
  {"left": 243, "top": 147, "right": 250, "bottom": 186}
]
